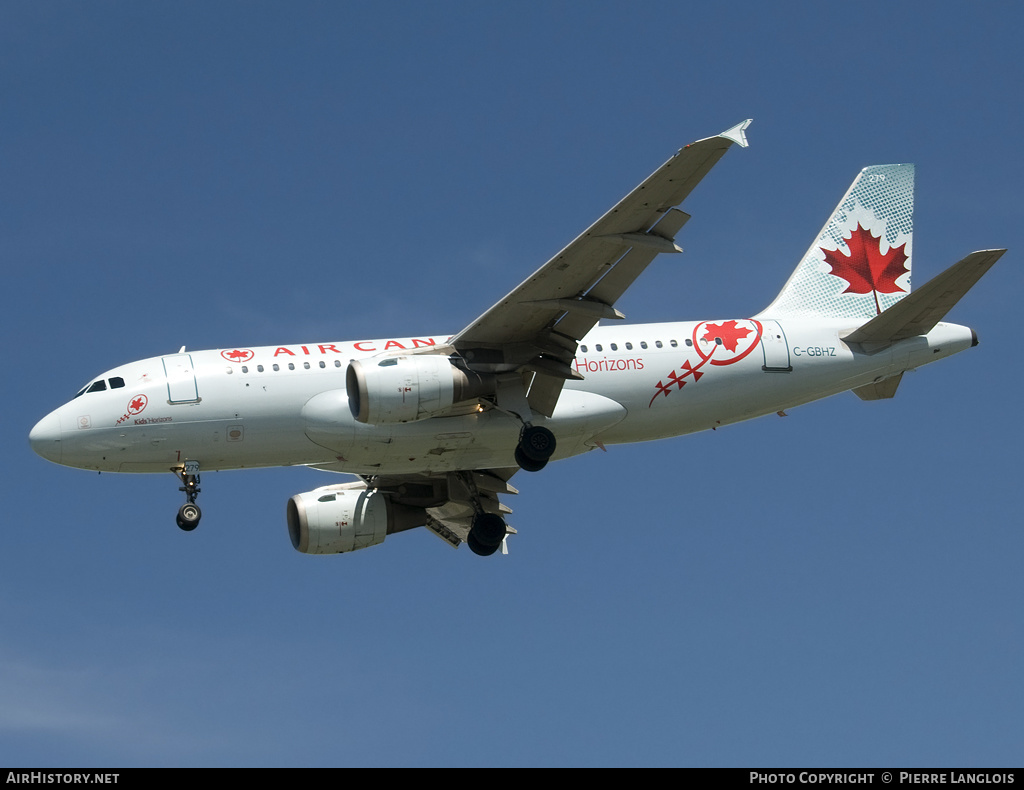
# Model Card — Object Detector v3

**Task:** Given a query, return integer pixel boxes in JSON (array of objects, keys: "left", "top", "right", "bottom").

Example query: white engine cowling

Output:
[
  {"left": 287, "top": 487, "right": 426, "bottom": 554},
  {"left": 346, "top": 355, "right": 489, "bottom": 424}
]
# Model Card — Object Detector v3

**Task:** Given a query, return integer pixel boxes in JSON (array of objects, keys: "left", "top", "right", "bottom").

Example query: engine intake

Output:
[
  {"left": 287, "top": 486, "right": 427, "bottom": 554},
  {"left": 346, "top": 355, "right": 491, "bottom": 424}
]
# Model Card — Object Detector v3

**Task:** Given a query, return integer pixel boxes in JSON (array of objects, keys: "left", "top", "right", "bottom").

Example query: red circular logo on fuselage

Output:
[
  {"left": 221, "top": 349, "right": 254, "bottom": 363},
  {"left": 127, "top": 394, "right": 148, "bottom": 415},
  {"left": 693, "top": 319, "right": 763, "bottom": 366}
]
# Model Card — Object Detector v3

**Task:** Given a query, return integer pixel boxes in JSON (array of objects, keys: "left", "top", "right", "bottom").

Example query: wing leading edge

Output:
[{"left": 450, "top": 119, "right": 752, "bottom": 416}]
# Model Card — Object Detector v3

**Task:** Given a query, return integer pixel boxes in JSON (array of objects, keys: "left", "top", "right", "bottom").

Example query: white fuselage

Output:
[{"left": 29, "top": 318, "right": 975, "bottom": 476}]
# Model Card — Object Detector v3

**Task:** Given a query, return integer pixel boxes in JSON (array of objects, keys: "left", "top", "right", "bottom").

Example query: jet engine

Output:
[
  {"left": 346, "top": 355, "right": 491, "bottom": 424},
  {"left": 287, "top": 486, "right": 427, "bottom": 554}
]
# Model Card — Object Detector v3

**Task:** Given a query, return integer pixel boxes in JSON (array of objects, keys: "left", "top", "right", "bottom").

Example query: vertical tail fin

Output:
[{"left": 758, "top": 163, "right": 915, "bottom": 319}]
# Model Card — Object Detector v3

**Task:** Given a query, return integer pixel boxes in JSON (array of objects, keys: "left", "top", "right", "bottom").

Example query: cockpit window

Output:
[
  {"left": 109, "top": 377, "right": 125, "bottom": 389},
  {"left": 73, "top": 386, "right": 88, "bottom": 399},
  {"left": 86, "top": 380, "right": 107, "bottom": 393}
]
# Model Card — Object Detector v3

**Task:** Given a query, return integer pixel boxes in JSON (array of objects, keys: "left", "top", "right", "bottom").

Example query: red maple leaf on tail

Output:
[{"left": 821, "top": 223, "right": 908, "bottom": 315}]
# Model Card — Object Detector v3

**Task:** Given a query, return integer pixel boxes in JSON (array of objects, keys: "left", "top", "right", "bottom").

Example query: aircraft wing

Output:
[{"left": 449, "top": 120, "right": 751, "bottom": 416}]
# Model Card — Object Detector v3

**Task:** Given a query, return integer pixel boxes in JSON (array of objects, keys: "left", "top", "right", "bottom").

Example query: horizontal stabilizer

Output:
[{"left": 844, "top": 249, "right": 1005, "bottom": 349}]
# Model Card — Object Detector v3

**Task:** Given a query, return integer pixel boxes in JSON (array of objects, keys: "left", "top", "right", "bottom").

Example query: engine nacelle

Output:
[
  {"left": 287, "top": 486, "right": 427, "bottom": 555},
  {"left": 346, "top": 354, "right": 490, "bottom": 424}
]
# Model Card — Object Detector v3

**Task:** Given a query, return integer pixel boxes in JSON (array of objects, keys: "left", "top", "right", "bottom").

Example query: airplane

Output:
[{"left": 28, "top": 120, "right": 1006, "bottom": 557}]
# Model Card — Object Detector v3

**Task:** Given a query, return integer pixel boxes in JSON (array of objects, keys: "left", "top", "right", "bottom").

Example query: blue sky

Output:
[{"left": 3, "top": 1, "right": 1022, "bottom": 767}]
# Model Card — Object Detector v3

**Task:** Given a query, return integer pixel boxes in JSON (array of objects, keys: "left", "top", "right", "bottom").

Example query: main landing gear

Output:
[
  {"left": 514, "top": 425, "right": 556, "bottom": 472},
  {"left": 174, "top": 461, "right": 202, "bottom": 531},
  {"left": 490, "top": 377, "right": 556, "bottom": 473},
  {"left": 467, "top": 512, "right": 507, "bottom": 557},
  {"left": 463, "top": 423, "right": 555, "bottom": 555}
]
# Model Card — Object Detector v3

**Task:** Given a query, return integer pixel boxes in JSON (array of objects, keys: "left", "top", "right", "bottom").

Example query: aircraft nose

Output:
[{"left": 29, "top": 411, "right": 62, "bottom": 464}]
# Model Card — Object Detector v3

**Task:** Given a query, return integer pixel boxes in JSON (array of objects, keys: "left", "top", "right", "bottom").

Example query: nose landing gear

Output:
[{"left": 174, "top": 461, "right": 202, "bottom": 531}]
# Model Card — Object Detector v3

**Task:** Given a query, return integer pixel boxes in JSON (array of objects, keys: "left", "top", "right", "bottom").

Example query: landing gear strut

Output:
[
  {"left": 174, "top": 461, "right": 202, "bottom": 531},
  {"left": 515, "top": 425, "right": 556, "bottom": 472}
]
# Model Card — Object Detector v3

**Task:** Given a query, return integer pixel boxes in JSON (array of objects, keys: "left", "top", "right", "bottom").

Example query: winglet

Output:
[{"left": 719, "top": 119, "right": 752, "bottom": 148}]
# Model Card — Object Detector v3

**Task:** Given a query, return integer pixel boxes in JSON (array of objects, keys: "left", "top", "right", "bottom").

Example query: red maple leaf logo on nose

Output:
[
  {"left": 821, "top": 223, "right": 908, "bottom": 314},
  {"left": 127, "top": 394, "right": 148, "bottom": 414}
]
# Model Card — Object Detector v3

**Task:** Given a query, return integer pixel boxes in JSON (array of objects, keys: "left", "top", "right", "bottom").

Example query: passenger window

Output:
[
  {"left": 319, "top": 361, "right": 326, "bottom": 369},
  {"left": 610, "top": 343, "right": 618, "bottom": 351},
  {"left": 581, "top": 345, "right": 588, "bottom": 353},
  {"left": 87, "top": 380, "right": 107, "bottom": 393},
  {"left": 334, "top": 360, "right": 342, "bottom": 367},
  {"left": 288, "top": 363, "right": 295, "bottom": 371},
  {"left": 685, "top": 339, "right": 693, "bottom": 347},
  {"left": 655, "top": 340, "right": 663, "bottom": 348},
  {"left": 625, "top": 342, "right": 633, "bottom": 350},
  {"left": 241, "top": 366, "right": 248, "bottom": 373},
  {"left": 272, "top": 364, "right": 280, "bottom": 372},
  {"left": 304, "top": 362, "right": 310, "bottom": 370},
  {"left": 670, "top": 340, "right": 678, "bottom": 348},
  {"left": 595, "top": 344, "right": 603, "bottom": 352},
  {"left": 640, "top": 341, "right": 648, "bottom": 349},
  {"left": 715, "top": 337, "right": 723, "bottom": 345},
  {"left": 108, "top": 377, "right": 125, "bottom": 389},
  {"left": 257, "top": 365, "right": 265, "bottom": 372}
]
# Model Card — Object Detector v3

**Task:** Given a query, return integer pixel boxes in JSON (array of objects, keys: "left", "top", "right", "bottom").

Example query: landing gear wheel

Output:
[
  {"left": 468, "top": 512, "right": 506, "bottom": 555},
  {"left": 519, "top": 425, "right": 556, "bottom": 462},
  {"left": 176, "top": 503, "right": 202, "bottom": 531},
  {"left": 467, "top": 530, "right": 500, "bottom": 556},
  {"left": 515, "top": 445, "right": 547, "bottom": 472}
]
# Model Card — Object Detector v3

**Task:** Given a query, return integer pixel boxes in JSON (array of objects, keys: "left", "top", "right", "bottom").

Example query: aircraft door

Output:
[
  {"left": 760, "top": 320, "right": 792, "bottom": 371},
  {"left": 162, "top": 354, "right": 200, "bottom": 403}
]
